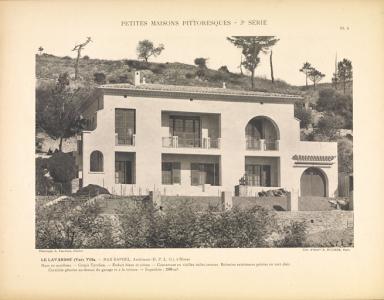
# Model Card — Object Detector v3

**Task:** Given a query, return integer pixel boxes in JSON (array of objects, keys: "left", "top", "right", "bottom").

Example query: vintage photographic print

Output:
[{"left": 35, "top": 33, "right": 353, "bottom": 249}]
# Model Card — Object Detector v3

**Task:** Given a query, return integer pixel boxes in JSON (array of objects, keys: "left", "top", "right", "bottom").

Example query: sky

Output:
[{"left": 39, "top": 31, "right": 354, "bottom": 86}]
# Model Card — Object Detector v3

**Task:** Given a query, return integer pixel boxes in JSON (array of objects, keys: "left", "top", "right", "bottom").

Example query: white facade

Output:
[{"left": 78, "top": 74, "right": 338, "bottom": 199}]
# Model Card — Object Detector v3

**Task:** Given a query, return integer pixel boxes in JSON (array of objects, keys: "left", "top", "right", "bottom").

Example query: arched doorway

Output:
[{"left": 300, "top": 167, "right": 327, "bottom": 197}]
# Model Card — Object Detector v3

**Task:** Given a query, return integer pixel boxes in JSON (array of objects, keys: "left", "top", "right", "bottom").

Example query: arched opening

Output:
[
  {"left": 300, "top": 167, "right": 327, "bottom": 197},
  {"left": 90, "top": 151, "right": 104, "bottom": 172},
  {"left": 245, "top": 116, "right": 280, "bottom": 150}
]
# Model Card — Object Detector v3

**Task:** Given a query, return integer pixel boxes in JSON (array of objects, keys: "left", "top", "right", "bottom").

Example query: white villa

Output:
[{"left": 76, "top": 71, "right": 338, "bottom": 201}]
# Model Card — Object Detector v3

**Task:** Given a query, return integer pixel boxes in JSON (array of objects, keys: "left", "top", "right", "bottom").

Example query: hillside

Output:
[{"left": 36, "top": 54, "right": 303, "bottom": 96}]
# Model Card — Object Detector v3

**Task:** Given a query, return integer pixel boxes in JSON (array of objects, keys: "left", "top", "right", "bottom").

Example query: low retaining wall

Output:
[
  {"left": 275, "top": 211, "right": 354, "bottom": 234},
  {"left": 161, "top": 196, "right": 221, "bottom": 210},
  {"left": 233, "top": 196, "right": 288, "bottom": 211},
  {"left": 298, "top": 197, "right": 336, "bottom": 211}
]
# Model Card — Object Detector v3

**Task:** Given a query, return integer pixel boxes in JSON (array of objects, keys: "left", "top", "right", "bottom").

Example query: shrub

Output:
[
  {"left": 48, "top": 152, "right": 76, "bottom": 183},
  {"left": 62, "top": 56, "right": 72, "bottom": 60},
  {"left": 316, "top": 88, "right": 353, "bottom": 129},
  {"left": 36, "top": 157, "right": 54, "bottom": 195},
  {"left": 338, "top": 138, "right": 353, "bottom": 174},
  {"left": 194, "top": 57, "right": 208, "bottom": 68},
  {"left": 118, "top": 201, "right": 279, "bottom": 248},
  {"left": 315, "top": 113, "right": 345, "bottom": 140},
  {"left": 195, "top": 68, "right": 206, "bottom": 78},
  {"left": 76, "top": 184, "right": 110, "bottom": 198},
  {"left": 149, "top": 64, "right": 166, "bottom": 74},
  {"left": 83, "top": 55, "right": 90, "bottom": 60},
  {"left": 276, "top": 221, "right": 307, "bottom": 247},
  {"left": 36, "top": 200, "right": 113, "bottom": 248},
  {"left": 118, "top": 74, "right": 129, "bottom": 83},
  {"left": 209, "top": 71, "right": 230, "bottom": 82},
  {"left": 124, "top": 59, "right": 149, "bottom": 70},
  {"left": 93, "top": 72, "right": 106, "bottom": 84},
  {"left": 294, "top": 105, "right": 313, "bottom": 129},
  {"left": 185, "top": 73, "right": 194, "bottom": 79},
  {"left": 218, "top": 65, "right": 230, "bottom": 73}
]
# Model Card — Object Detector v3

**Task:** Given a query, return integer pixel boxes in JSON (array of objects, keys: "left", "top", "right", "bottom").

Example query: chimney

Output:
[
  {"left": 222, "top": 82, "right": 226, "bottom": 89},
  {"left": 134, "top": 71, "right": 141, "bottom": 86}
]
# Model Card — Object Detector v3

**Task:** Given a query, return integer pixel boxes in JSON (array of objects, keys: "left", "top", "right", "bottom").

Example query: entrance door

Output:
[{"left": 300, "top": 167, "right": 326, "bottom": 197}]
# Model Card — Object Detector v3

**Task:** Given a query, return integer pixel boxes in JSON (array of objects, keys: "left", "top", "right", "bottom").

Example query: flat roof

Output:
[{"left": 99, "top": 83, "right": 303, "bottom": 104}]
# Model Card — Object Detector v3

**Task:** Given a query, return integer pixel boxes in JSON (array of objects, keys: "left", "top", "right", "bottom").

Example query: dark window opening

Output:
[
  {"left": 115, "top": 109, "right": 136, "bottom": 145},
  {"left": 90, "top": 151, "right": 103, "bottom": 172},
  {"left": 162, "top": 162, "right": 181, "bottom": 185},
  {"left": 169, "top": 116, "right": 201, "bottom": 147},
  {"left": 191, "top": 163, "right": 220, "bottom": 186}
]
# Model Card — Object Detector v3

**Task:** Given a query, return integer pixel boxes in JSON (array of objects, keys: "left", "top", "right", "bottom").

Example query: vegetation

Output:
[
  {"left": 316, "top": 88, "right": 352, "bottom": 129},
  {"left": 72, "top": 37, "right": 92, "bottom": 80},
  {"left": 36, "top": 199, "right": 113, "bottom": 248},
  {"left": 294, "top": 105, "right": 313, "bottom": 129},
  {"left": 227, "top": 36, "right": 279, "bottom": 88},
  {"left": 136, "top": 39, "right": 164, "bottom": 62},
  {"left": 36, "top": 72, "right": 88, "bottom": 151},
  {"left": 194, "top": 57, "right": 208, "bottom": 68},
  {"left": 35, "top": 197, "right": 310, "bottom": 248},
  {"left": 36, "top": 152, "right": 77, "bottom": 195},
  {"left": 337, "top": 59, "right": 353, "bottom": 94},
  {"left": 308, "top": 67, "right": 325, "bottom": 89},
  {"left": 299, "top": 62, "right": 312, "bottom": 87}
]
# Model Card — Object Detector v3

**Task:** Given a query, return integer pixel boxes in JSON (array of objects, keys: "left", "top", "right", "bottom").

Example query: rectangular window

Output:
[
  {"left": 191, "top": 163, "right": 219, "bottom": 186},
  {"left": 245, "top": 164, "right": 271, "bottom": 187},
  {"left": 115, "top": 109, "right": 135, "bottom": 145},
  {"left": 162, "top": 162, "right": 181, "bottom": 185}
]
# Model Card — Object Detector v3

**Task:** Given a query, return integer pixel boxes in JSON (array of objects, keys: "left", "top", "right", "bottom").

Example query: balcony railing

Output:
[
  {"left": 162, "top": 136, "right": 221, "bottom": 149},
  {"left": 115, "top": 133, "right": 135, "bottom": 146},
  {"left": 246, "top": 138, "right": 279, "bottom": 151}
]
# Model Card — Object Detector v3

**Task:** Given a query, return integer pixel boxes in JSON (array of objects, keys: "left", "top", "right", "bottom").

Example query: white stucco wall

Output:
[{"left": 81, "top": 91, "right": 338, "bottom": 198}]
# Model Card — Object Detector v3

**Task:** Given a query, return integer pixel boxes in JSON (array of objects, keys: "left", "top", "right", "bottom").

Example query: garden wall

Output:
[
  {"left": 275, "top": 211, "right": 354, "bottom": 234},
  {"left": 160, "top": 196, "right": 221, "bottom": 210},
  {"left": 298, "top": 197, "right": 336, "bottom": 211},
  {"left": 233, "top": 196, "right": 289, "bottom": 211}
]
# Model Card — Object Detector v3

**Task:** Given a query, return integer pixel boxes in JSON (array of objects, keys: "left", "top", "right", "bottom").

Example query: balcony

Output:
[
  {"left": 115, "top": 133, "right": 136, "bottom": 146},
  {"left": 246, "top": 138, "right": 279, "bottom": 151},
  {"left": 162, "top": 136, "right": 221, "bottom": 149}
]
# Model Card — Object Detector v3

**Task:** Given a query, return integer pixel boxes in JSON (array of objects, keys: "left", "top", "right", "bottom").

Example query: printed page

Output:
[{"left": 0, "top": 1, "right": 383, "bottom": 299}]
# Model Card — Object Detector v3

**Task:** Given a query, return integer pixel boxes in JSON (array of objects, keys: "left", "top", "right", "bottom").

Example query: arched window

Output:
[{"left": 90, "top": 151, "right": 103, "bottom": 172}]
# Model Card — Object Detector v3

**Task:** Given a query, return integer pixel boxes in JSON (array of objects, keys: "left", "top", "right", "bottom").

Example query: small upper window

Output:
[{"left": 90, "top": 151, "right": 103, "bottom": 172}]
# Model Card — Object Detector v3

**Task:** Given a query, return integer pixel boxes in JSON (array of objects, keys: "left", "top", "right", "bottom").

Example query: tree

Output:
[
  {"left": 315, "top": 113, "right": 344, "bottom": 140},
  {"left": 37, "top": 73, "right": 86, "bottom": 151},
  {"left": 227, "top": 37, "right": 262, "bottom": 88},
  {"left": 316, "top": 88, "right": 353, "bottom": 129},
  {"left": 294, "top": 105, "right": 313, "bottom": 129},
  {"left": 308, "top": 67, "right": 325, "bottom": 89},
  {"left": 259, "top": 36, "right": 279, "bottom": 83},
  {"left": 337, "top": 58, "right": 353, "bottom": 94},
  {"left": 38, "top": 46, "right": 44, "bottom": 55},
  {"left": 72, "top": 37, "right": 92, "bottom": 80},
  {"left": 299, "top": 62, "right": 312, "bottom": 87},
  {"left": 136, "top": 40, "right": 164, "bottom": 62},
  {"left": 218, "top": 65, "right": 230, "bottom": 73},
  {"left": 227, "top": 36, "right": 279, "bottom": 88},
  {"left": 194, "top": 57, "right": 208, "bottom": 68}
]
